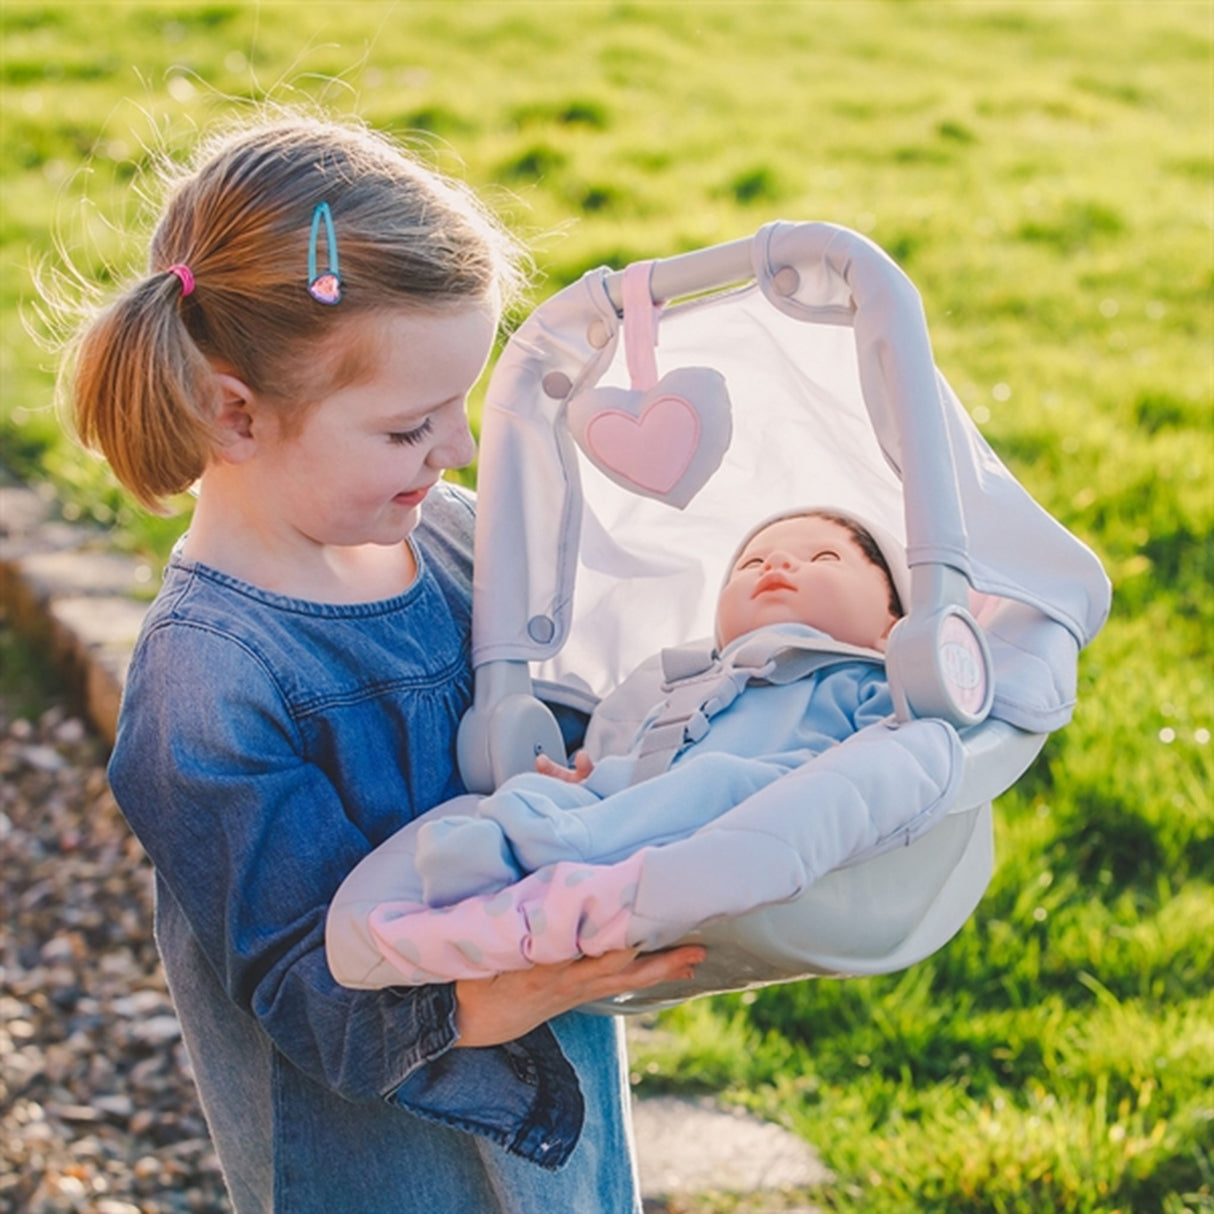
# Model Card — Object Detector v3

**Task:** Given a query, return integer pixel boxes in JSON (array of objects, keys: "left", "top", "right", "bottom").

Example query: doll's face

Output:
[{"left": 716, "top": 515, "right": 899, "bottom": 652}]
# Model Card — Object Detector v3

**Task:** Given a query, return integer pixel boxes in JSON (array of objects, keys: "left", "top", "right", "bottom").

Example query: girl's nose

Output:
[
  {"left": 763, "top": 550, "right": 795, "bottom": 571},
  {"left": 428, "top": 412, "right": 477, "bottom": 471}
]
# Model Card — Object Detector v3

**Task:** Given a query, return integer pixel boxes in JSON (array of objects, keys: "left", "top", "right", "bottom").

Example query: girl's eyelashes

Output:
[{"left": 387, "top": 417, "right": 434, "bottom": 446}]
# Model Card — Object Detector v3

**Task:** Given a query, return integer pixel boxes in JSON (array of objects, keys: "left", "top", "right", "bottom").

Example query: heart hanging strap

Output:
[
  {"left": 563, "top": 260, "right": 734, "bottom": 509},
  {"left": 620, "top": 262, "right": 662, "bottom": 391}
]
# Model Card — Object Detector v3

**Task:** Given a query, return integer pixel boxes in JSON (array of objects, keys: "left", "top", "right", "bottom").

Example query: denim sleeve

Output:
[{"left": 109, "top": 621, "right": 462, "bottom": 1103}]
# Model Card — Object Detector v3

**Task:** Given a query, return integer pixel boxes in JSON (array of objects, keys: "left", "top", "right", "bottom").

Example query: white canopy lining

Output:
[{"left": 471, "top": 221, "right": 1109, "bottom": 707}]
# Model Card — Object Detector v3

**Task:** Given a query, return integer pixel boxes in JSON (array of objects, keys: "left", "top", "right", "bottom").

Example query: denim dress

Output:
[{"left": 108, "top": 485, "right": 640, "bottom": 1214}]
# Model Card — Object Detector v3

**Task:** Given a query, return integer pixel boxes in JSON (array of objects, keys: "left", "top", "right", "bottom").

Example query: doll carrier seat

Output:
[{"left": 327, "top": 221, "right": 1110, "bottom": 1011}]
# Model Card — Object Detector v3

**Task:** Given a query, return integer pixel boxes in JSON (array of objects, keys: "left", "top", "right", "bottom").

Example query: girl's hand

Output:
[
  {"left": 535, "top": 750, "right": 595, "bottom": 784},
  {"left": 452, "top": 945, "right": 706, "bottom": 1048}
]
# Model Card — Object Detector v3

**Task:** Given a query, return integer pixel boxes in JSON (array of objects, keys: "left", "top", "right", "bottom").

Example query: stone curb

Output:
[
  {"left": 0, "top": 473, "right": 830, "bottom": 1212},
  {"left": 0, "top": 477, "right": 151, "bottom": 747}
]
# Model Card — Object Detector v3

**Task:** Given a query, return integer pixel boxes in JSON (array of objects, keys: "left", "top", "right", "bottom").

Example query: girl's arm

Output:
[{"left": 109, "top": 625, "right": 460, "bottom": 1102}]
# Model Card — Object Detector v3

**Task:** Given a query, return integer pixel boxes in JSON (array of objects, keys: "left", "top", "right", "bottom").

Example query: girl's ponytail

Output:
[
  {"left": 64, "top": 113, "right": 530, "bottom": 514},
  {"left": 71, "top": 271, "right": 218, "bottom": 513}
]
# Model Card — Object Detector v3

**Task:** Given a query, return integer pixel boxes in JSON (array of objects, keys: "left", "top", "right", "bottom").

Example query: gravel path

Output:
[
  {"left": 1, "top": 692, "right": 232, "bottom": 1212},
  {"left": 0, "top": 617, "right": 826, "bottom": 1214}
]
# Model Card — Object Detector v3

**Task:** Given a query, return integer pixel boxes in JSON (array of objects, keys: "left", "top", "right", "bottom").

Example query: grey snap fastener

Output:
[
  {"left": 772, "top": 266, "right": 800, "bottom": 296},
  {"left": 542, "top": 372, "right": 573, "bottom": 399},
  {"left": 527, "top": 615, "right": 556, "bottom": 643}
]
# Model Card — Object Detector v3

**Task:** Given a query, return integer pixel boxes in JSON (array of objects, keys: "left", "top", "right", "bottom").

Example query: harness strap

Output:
[{"left": 626, "top": 630, "right": 885, "bottom": 786}]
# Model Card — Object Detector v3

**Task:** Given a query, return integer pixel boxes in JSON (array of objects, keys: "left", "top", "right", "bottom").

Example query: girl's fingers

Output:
[
  {"left": 621, "top": 944, "right": 707, "bottom": 988},
  {"left": 568, "top": 945, "right": 707, "bottom": 998}
]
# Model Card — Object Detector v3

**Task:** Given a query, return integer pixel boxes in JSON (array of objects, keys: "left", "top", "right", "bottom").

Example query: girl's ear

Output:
[{"left": 210, "top": 372, "right": 259, "bottom": 463}]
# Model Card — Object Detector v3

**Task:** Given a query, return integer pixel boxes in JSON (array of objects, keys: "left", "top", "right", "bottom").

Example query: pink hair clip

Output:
[
  {"left": 307, "top": 202, "right": 342, "bottom": 305},
  {"left": 167, "top": 263, "right": 195, "bottom": 298}
]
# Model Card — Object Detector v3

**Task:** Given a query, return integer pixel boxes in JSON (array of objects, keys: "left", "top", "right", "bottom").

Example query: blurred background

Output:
[{"left": 2, "top": 4, "right": 1210, "bottom": 1210}]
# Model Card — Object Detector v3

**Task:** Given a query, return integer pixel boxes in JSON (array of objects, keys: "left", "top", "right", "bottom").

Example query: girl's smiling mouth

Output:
[{"left": 393, "top": 485, "right": 432, "bottom": 507}]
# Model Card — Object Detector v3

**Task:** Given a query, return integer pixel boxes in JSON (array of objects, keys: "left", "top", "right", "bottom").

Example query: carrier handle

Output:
[
  {"left": 602, "top": 237, "right": 755, "bottom": 310},
  {"left": 603, "top": 224, "right": 994, "bottom": 731},
  {"left": 456, "top": 660, "right": 568, "bottom": 794}
]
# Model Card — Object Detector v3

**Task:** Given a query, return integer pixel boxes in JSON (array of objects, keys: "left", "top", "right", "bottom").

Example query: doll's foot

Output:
[{"left": 415, "top": 816, "right": 521, "bottom": 906}]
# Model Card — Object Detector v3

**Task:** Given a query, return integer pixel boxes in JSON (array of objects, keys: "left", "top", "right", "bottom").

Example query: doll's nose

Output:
[{"left": 763, "top": 550, "right": 795, "bottom": 570}]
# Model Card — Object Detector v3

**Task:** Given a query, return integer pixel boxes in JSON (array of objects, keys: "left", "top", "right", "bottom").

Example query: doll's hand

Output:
[
  {"left": 452, "top": 945, "right": 706, "bottom": 1048},
  {"left": 535, "top": 750, "right": 594, "bottom": 784}
]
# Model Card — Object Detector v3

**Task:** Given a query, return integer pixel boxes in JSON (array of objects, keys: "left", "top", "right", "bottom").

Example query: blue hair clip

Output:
[{"left": 307, "top": 201, "right": 343, "bottom": 305}]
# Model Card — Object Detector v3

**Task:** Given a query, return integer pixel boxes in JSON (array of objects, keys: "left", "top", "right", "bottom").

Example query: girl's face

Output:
[
  {"left": 716, "top": 514, "right": 898, "bottom": 652},
  {"left": 249, "top": 304, "right": 494, "bottom": 550}
]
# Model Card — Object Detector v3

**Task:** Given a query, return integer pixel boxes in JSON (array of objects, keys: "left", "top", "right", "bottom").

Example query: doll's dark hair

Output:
[{"left": 800, "top": 508, "right": 905, "bottom": 619}]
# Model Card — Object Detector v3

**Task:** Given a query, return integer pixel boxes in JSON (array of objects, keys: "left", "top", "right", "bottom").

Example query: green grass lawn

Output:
[{"left": 2, "top": 3, "right": 1211, "bottom": 1210}]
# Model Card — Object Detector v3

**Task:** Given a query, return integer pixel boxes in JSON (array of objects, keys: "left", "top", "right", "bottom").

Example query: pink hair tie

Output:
[{"left": 167, "top": 263, "right": 195, "bottom": 298}]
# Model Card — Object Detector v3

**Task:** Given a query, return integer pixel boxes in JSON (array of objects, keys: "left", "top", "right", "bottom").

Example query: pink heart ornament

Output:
[
  {"left": 585, "top": 395, "right": 699, "bottom": 494},
  {"left": 566, "top": 366, "right": 732, "bottom": 509},
  {"left": 308, "top": 272, "right": 342, "bottom": 305}
]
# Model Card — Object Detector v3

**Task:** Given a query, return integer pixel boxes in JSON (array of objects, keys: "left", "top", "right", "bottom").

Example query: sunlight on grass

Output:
[{"left": 3, "top": 2, "right": 1211, "bottom": 1209}]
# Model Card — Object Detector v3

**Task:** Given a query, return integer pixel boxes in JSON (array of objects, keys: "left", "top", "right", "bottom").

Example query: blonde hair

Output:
[{"left": 67, "top": 114, "right": 528, "bottom": 512}]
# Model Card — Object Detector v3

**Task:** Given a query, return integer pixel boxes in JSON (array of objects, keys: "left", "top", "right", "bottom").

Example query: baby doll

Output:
[{"left": 416, "top": 506, "right": 905, "bottom": 904}]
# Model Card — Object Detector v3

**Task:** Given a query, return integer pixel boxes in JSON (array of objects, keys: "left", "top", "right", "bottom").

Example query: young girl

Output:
[{"left": 64, "top": 113, "right": 704, "bottom": 1214}]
